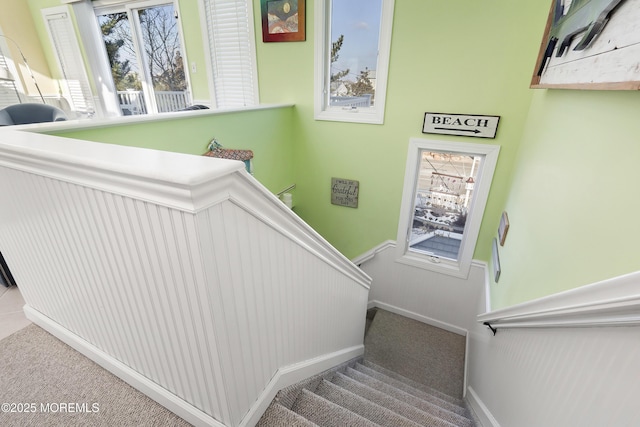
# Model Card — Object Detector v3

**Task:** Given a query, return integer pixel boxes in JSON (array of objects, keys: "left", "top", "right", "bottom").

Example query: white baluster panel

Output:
[{"left": 0, "top": 131, "right": 370, "bottom": 427}]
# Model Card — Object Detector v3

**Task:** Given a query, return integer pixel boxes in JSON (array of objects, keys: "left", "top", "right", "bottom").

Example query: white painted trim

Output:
[
  {"left": 466, "top": 386, "right": 500, "bottom": 427},
  {"left": 351, "top": 239, "right": 396, "bottom": 266},
  {"left": 227, "top": 181, "right": 372, "bottom": 289},
  {"left": 239, "top": 345, "right": 365, "bottom": 427},
  {"left": 14, "top": 103, "right": 293, "bottom": 134},
  {"left": 25, "top": 306, "right": 225, "bottom": 427},
  {"left": 368, "top": 300, "right": 467, "bottom": 336},
  {"left": 478, "top": 270, "right": 640, "bottom": 329}
]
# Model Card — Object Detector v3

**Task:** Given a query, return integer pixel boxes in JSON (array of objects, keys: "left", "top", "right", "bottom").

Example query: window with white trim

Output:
[
  {"left": 314, "top": 0, "right": 395, "bottom": 124},
  {"left": 42, "top": 7, "right": 97, "bottom": 118},
  {"left": 58, "top": 0, "right": 257, "bottom": 117},
  {"left": 396, "top": 138, "right": 500, "bottom": 278},
  {"left": 0, "top": 35, "right": 22, "bottom": 107},
  {"left": 95, "top": 1, "right": 191, "bottom": 115},
  {"left": 200, "top": 0, "right": 259, "bottom": 108}
]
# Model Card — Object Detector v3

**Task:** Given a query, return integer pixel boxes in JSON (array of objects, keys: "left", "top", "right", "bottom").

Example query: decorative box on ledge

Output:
[{"left": 203, "top": 139, "right": 253, "bottom": 174}]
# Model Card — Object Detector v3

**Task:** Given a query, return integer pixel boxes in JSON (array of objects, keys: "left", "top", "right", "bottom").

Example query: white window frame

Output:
[
  {"left": 396, "top": 138, "right": 500, "bottom": 279},
  {"left": 0, "top": 29, "right": 25, "bottom": 106},
  {"left": 314, "top": 0, "right": 395, "bottom": 125},
  {"left": 198, "top": 0, "right": 259, "bottom": 109},
  {"left": 42, "top": 6, "right": 99, "bottom": 118}
]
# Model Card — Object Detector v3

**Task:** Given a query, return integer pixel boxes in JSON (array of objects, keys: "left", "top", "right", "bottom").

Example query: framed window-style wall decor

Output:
[
  {"left": 531, "top": 0, "right": 640, "bottom": 90},
  {"left": 261, "top": 0, "right": 305, "bottom": 42}
]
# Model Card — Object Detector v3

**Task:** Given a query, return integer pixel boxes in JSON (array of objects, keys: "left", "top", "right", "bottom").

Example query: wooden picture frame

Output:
[
  {"left": 261, "top": 0, "right": 305, "bottom": 42},
  {"left": 531, "top": 0, "right": 640, "bottom": 90},
  {"left": 498, "top": 211, "right": 509, "bottom": 246}
]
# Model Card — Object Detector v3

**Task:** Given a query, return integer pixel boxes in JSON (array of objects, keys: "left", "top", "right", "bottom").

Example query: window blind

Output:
[
  {"left": 0, "top": 45, "right": 21, "bottom": 107},
  {"left": 202, "top": 0, "right": 258, "bottom": 108},
  {"left": 43, "top": 11, "right": 96, "bottom": 116}
]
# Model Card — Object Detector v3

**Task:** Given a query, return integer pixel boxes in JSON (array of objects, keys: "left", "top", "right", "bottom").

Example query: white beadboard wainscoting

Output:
[
  {"left": 355, "top": 241, "right": 486, "bottom": 399},
  {"left": 356, "top": 241, "right": 640, "bottom": 426},
  {"left": 355, "top": 241, "right": 485, "bottom": 336},
  {"left": 468, "top": 271, "right": 640, "bottom": 427},
  {"left": 0, "top": 129, "right": 371, "bottom": 427}
]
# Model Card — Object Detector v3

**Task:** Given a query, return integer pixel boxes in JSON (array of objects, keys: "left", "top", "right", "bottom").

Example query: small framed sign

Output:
[
  {"left": 498, "top": 211, "right": 509, "bottom": 246},
  {"left": 331, "top": 178, "right": 359, "bottom": 208},
  {"left": 492, "top": 238, "right": 501, "bottom": 283},
  {"left": 422, "top": 112, "right": 500, "bottom": 139}
]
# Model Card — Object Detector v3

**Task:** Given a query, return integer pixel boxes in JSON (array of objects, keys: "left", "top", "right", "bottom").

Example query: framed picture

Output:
[
  {"left": 492, "top": 238, "right": 501, "bottom": 283},
  {"left": 261, "top": 0, "right": 306, "bottom": 42},
  {"left": 498, "top": 211, "right": 509, "bottom": 246},
  {"left": 531, "top": 0, "right": 640, "bottom": 90}
]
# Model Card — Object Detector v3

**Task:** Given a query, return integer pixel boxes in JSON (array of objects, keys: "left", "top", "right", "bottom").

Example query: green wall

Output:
[
  {"left": 257, "top": 0, "right": 549, "bottom": 260},
  {"left": 52, "top": 107, "right": 296, "bottom": 195},
  {"left": 491, "top": 89, "right": 640, "bottom": 308},
  {"left": 27, "top": 0, "right": 639, "bottom": 310}
]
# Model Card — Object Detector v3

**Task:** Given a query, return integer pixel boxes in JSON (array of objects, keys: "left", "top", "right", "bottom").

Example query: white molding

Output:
[
  {"left": 466, "top": 386, "right": 500, "bottom": 427},
  {"left": 368, "top": 300, "right": 467, "bottom": 336},
  {"left": 351, "top": 239, "right": 396, "bottom": 266},
  {"left": 25, "top": 306, "right": 225, "bottom": 427},
  {"left": 229, "top": 173, "right": 372, "bottom": 289},
  {"left": 478, "top": 270, "right": 640, "bottom": 329},
  {"left": 239, "top": 345, "right": 364, "bottom": 427},
  {"left": 11, "top": 103, "right": 293, "bottom": 133},
  {"left": 0, "top": 129, "right": 244, "bottom": 212}
]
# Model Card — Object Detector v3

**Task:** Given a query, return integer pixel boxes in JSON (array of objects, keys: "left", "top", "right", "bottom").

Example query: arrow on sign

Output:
[{"left": 434, "top": 127, "right": 481, "bottom": 134}]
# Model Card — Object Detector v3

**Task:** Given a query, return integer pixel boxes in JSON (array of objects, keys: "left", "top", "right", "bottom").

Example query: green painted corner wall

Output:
[
  {"left": 257, "top": 0, "right": 550, "bottom": 260},
  {"left": 490, "top": 89, "right": 640, "bottom": 309},
  {"left": 19, "top": 0, "right": 640, "bottom": 310}
]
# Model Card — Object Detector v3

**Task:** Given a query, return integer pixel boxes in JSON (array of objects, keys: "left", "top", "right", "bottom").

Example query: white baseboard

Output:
[
  {"left": 466, "top": 386, "right": 500, "bottom": 427},
  {"left": 24, "top": 306, "right": 224, "bottom": 427},
  {"left": 26, "top": 305, "right": 365, "bottom": 427},
  {"left": 368, "top": 300, "right": 467, "bottom": 336},
  {"left": 239, "top": 345, "right": 365, "bottom": 426}
]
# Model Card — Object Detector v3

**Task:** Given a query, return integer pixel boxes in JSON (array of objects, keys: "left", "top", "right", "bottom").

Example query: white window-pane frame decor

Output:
[
  {"left": 199, "top": 0, "right": 259, "bottom": 108},
  {"left": 396, "top": 138, "right": 500, "bottom": 279}
]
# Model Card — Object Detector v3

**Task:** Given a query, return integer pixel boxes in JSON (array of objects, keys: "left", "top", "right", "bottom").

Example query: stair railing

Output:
[{"left": 0, "top": 128, "right": 371, "bottom": 427}]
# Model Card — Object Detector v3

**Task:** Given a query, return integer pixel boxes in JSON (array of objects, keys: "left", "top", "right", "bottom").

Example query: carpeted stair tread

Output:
[
  {"left": 314, "top": 379, "right": 425, "bottom": 427},
  {"left": 344, "top": 367, "right": 473, "bottom": 427},
  {"left": 292, "top": 388, "right": 381, "bottom": 427},
  {"left": 331, "top": 372, "right": 460, "bottom": 427},
  {"left": 257, "top": 402, "right": 320, "bottom": 427},
  {"left": 355, "top": 363, "right": 467, "bottom": 415},
  {"left": 362, "top": 360, "right": 465, "bottom": 406}
]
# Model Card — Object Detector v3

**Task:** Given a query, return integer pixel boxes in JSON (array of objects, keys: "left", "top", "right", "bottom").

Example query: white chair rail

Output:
[{"left": 478, "top": 270, "right": 640, "bottom": 332}]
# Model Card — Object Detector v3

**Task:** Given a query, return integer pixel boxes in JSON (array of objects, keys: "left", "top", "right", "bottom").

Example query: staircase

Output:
[{"left": 257, "top": 309, "right": 477, "bottom": 426}]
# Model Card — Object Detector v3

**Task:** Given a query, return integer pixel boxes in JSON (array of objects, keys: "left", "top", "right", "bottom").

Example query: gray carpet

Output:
[
  {"left": 258, "top": 309, "right": 475, "bottom": 426},
  {"left": 0, "top": 324, "right": 191, "bottom": 426},
  {"left": 364, "top": 309, "right": 466, "bottom": 398}
]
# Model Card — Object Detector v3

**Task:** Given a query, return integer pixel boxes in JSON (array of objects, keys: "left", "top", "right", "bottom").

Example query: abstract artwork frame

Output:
[{"left": 261, "top": 0, "right": 306, "bottom": 42}]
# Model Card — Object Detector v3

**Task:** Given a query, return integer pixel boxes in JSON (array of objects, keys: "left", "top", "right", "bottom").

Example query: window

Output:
[
  {"left": 396, "top": 138, "right": 500, "bottom": 278},
  {"left": 314, "top": 0, "right": 394, "bottom": 124},
  {"left": 0, "top": 33, "right": 22, "bottom": 107},
  {"left": 42, "top": 7, "right": 97, "bottom": 117},
  {"left": 95, "top": 1, "right": 191, "bottom": 115},
  {"left": 200, "top": 0, "right": 259, "bottom": 108}
]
